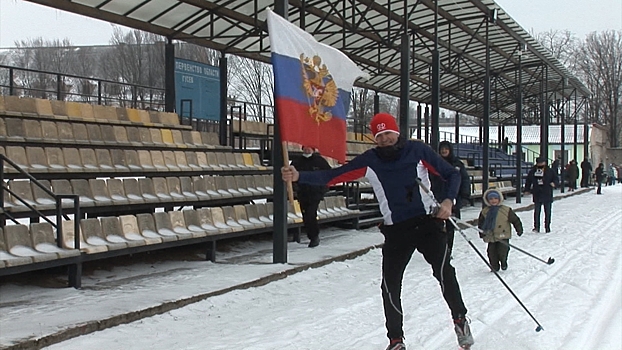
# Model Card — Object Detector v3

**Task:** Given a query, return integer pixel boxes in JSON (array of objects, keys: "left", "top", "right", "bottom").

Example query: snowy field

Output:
[{"left": 1, "top": 185, "right": 621, "bottom": 350}]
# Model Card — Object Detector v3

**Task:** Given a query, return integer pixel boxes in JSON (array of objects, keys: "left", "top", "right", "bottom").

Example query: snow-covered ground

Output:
[{"left": 1, "top": 185, "right": 621, "bottom": 350}]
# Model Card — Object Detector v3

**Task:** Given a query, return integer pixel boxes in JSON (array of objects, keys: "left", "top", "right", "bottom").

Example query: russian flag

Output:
[{"left": 267, "top": 9, "right": 365, "bottom": 163}]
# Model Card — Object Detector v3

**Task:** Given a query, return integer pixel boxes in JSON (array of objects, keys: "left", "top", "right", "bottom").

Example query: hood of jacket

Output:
[
  {"left": 482, "top": 188, "right": 504, "bottom": 206},
  {"left": 439, "top": 141, "right": 455, "bottom": 160}
]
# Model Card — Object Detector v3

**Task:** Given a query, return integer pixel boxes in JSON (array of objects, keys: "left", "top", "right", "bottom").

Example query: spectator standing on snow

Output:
[
  {"left": 524, "top": 157, "right": 559, "bottom": 233},
  {"left": 290, "top": 145, "right": 332, "bottom": 247},
  {"left": 595, "top": 163, "right": 605, "bottom": 194},
  {"left": 580, "top": 158, "right": 592, "bottom": 188},
  {"left": 608, "top": 164, "right": 616, "bottom": 186},
  {"left": 478, "top": 189, "right": 523, "bottom": 271},
  {"left": 281, "top": 113, "right": 474, "bottom": 350},
  {"left": 566, "top": 160, "right": 579, "bottom": 191}
]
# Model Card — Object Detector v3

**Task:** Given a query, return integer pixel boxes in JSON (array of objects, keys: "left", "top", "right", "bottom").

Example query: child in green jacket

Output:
[{"left": 478, "top": 188, "right": 524, "bottom": 271}]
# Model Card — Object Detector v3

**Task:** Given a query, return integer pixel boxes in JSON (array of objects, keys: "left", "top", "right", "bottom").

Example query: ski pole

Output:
[
  {"left": 415, "top": 178, "right": 545, "bottom": 332},
  {"left": 451, "top": 216, "right": 555, "bottom": 265}
]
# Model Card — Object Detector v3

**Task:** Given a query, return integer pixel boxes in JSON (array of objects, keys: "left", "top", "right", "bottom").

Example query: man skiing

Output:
[{"left": 281, "top": 113, "right": 474, "bottom": 350}]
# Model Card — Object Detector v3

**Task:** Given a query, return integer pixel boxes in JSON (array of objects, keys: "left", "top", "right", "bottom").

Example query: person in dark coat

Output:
[
  {"left": 580, "top": 158, "right": 592, "bottom": 187},
  {"left": 430, "top": 141, "right": 471, "bottom": 256},
  {"left": 566, "top": 160, "right": 579, "bottom": 191},
  {"left": 595, "top": 163, "right": 605, "bottom": 195},
  {"left": 524, "top": 157, "right": 559, "bottom": 233},
  {"left": 290, "top": 146, "right": 332, "bottom": 247}
]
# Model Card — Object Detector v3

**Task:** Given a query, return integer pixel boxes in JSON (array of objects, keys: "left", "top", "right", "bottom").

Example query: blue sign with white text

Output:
[{"left": 174, "top": 58, "right": 220, "bottom": 120}]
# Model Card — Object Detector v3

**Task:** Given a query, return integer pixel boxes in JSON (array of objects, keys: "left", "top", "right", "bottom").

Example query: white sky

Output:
[
  {"left": 1, "top": 186, "right": 620, "bottom": 349},
  {"left": 0, "top": 0, "right": 621, "bottom": 48}
]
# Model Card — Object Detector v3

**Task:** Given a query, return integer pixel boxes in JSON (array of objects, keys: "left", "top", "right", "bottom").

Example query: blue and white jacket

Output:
[{"left": 298, "top": 140, "right": 461, "bottom": 225}]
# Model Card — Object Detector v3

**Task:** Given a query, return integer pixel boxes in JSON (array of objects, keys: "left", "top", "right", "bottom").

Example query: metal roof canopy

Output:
[{"left": 26, "top": 0, "right": 590, "bottom": 124}]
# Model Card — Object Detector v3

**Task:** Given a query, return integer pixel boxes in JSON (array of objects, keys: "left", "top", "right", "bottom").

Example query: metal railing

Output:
[{"left": 0, "top": 64, "right": 165, "bottom": 110}]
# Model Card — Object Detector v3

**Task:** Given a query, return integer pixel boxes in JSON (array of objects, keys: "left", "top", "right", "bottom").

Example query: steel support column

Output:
[
  {"left": 573, "top": 90, "right": 578, "bottom": 160},
  {"left": 430, "top": 0, "right": 440, "bottom": 151},
  {"left": 516, "top": 48, "right": 523, "bottom": 203},
  {"left": 374, "top": 93, "right": 380, "bottom": 115},
  {"left": 164, "top": 38, "right": 176, "bottom": 114},
  {"left": 219, "top": 53, "right": 228, "bottom": 146},
  {"left": 424, "top": 105, "right": 430, "bottom": 144},
  {"left": 272, "top": 0, "right": 288, "bottom": 264},
  {"left": 454, "top": 112, "right": 460, "bottom": 143},
  {"left": 541, "top": 66, "right": 550, "bottom": 160},
  {"left": 584, "top": 98, "right": 589, "bottom": 161},
  {"left": 417, "top": 104, "right": 422, "bottom": 140},
  {"left": 482, "top": 18, "right": 491, "bottom": 196},
  {"left": 560, "top": 85, "right": 566, "bottom": 194},
  {"left": 399, "top": 32, "right": 410, "bottom": 134}
]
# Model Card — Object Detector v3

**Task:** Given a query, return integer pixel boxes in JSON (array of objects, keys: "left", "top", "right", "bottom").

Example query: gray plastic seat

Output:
[
  {"left": 100, "top": 124, "right": 119, "bottom": 145},
  {"left": 174, "top": 210, "right": 206, "bottom": 237},
  {"left": 245, "top": 204, "right": 272, "bottom": 226},
  {"left": 224, "top": 176, "right": 244, "bottom": 197},
  {"left": 72, "top": 123, "right": 90, "bottom": 144},
  {"left": 152, "top": 177, "right": 174, "bottom": 202},
  {"left": 110, "top": 149, "right": 130, "bottom": 172},
  {"left": 40, "top": 120, "right": 60, "bottom": 142},
  {"left": 123, "top": 178, "right": 145, "bottom": 204},
  {"left": 210, "top": 207, "right": 242, "bottom": 232},
  {"left": 138, "top": 178, "right": 161, "bottom": 203},
  {"left": 30, "top": 222, "right": 80, "bottom": 258},
  {"left": 45, "top": 147, "right": 67, "bottom": 172},
  {"left": 197, "top": 152, "right": 216, "bottom": 171},
  {"left": 0, "top": 227, "right": 35, "bottom": 267},
  {"left": 51, "top": 179, "right": 78, "bottom": 208},
  {"left": 4, "top": 118, "right": 26, "bottom": 141},
  {"left": 253, "top": 175, "right": 271, "bottom": 195},
  {"left": 180, "top": 176, "right": 203, "bottom": 200},
  {"left": 149, "top": 128, "right": 164, "bottom": 145},
  {"left": 150, "top": 150, "right": 169, "bottom": 172},
  {"left": 207, "top": 152, "right": 224, "bottom": 171},
  {"left": 95, "top": 149, "right": 116, "bottom": 173},
  {"left": 201, "top": 176, "right": 223, "bottom": 198},
  {"left": 89, "top": 179, "right": 114, "bottom": 206},
  {"left": 86, "top": 124, "right": 105, "bottom": 145},
  {"left": 214, "top": 176, "right": 235, "bottom": 198},
  {"left": 166, "top": 176, "right": 186, "bottom": 202},
  {"left": 137, "top": 150, "right": 156, "bottom": 171},
  {"left": 31, "top": 179, "right": 57, "bottom": 208},
  {"left": 192, "top": 176, "right": 221, "bottom": 200},
  {"left": 216, "top": 152, "right": 232, "bottom": 170},
  {"left": 221, "top": 206, "right": 245, "bottom": 231},
  {"left": 195, "top": 208, "right": 225, "bottom": 234},
  {"left": 106, "top": 178, "right": 130, "bottom": 205},
  {"left": 181, "top": 130, "right": 196, "bottom": 147},
  {"left": 126, "top": 126, "right": 144, "bottom": 147},
  {"left": 138, "top": 127, "right": 154, "bottom": 146},
  {"left": 80, "top": 218, "right": 126, "bottom": 250},
  {"left": 6, "top": 146, "right": 30, "bottom": 172},
  {"left": 25, "top": 147, "right": 49, "bottom": 173},
  {"left": 125, "top": 150, "right": 143, "bottom": 171},
  {"left": 79, "top": 148, "right": 101, "bottom": 172},
  {"left": 101, "top": 216, "right": 145, "bottom": 247},
  {"left": 120, "top": 215, "right": 161, "bottom": 245},
  {"left": 4, "top": 224, "right": 57, "bottom": 262},
  {"left": 70, "top": 179, "right": 96, "bottom": 207},
  {"left": 23, "top": 119, "right": 44, "bottom": 142},
  {"left": 153, "top": 212, "right": 185, "bottom": 240},
  {"left": 8, "top": 180, "right": 37, "bottom": 209},
  {"left": 113, "top": 125, "right": 131, "bottom": 145},
  {"left": 174, "top": 151, "right": 192, "bottom": 171},
  {"left": 262, "top": 174, "right": 274, "bottom": 192},
  {"left": 225, "top": 152, "right": 241, "bottom": 170},
  {"left": 184, "top": 151, "right": 203, "bottom": 171},
  {"left": 162, "top": 151, "right": 181, "bottom": 172},
  {"left": 63, "top": 148, "right": 85, "bottom": 172},
  {"left": 56, "top": 121, "right": 75, "bottom": 143},
  {"left": 234, "top": 204, "right": 265, "bottom": 229},
  {"left": 136, "top": 213, "right": 176, "bottom": 242}
]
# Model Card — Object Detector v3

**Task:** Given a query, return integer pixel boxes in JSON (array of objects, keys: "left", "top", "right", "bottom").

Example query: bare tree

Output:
[
  {"left": 535, "top": 29, "right": 580, "bottom": 72},
  {"left": 227, "top": 55, "right": 274, "bottom": 122},
  {"left": 575, "top": 30, "right": 622, "bottom": 147}
]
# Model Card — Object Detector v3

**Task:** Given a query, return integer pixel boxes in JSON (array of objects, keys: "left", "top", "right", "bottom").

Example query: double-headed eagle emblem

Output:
[{"left": 300, "top": 54, "right": 338, "bottom": 124}]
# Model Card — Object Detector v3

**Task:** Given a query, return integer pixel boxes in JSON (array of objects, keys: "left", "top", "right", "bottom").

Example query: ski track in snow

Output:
[{"left": 37, "top": 187, "right": 622, "bottom": 350}]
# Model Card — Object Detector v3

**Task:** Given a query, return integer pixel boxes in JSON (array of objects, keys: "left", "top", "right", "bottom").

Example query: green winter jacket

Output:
[{"left": 478, "top": 188, "right": 524, "bottom": 242}]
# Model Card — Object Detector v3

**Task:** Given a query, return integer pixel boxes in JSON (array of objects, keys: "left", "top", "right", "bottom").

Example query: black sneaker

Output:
[
  {"left": 501, "top": 264, "right": 508, "bottom": 271},
  {"left": 545, "top": 228, "right": 551, "bottom": 233},
  {"left": 532, "top": 227, "right": 540, "bottom": 233},
  {"left": 386, "top": 338, "right": 406, "bottom": 350},
  {"left": 454, "top": 315, "right": 474, "bottom": 349},
  {"left": 308, "top": 237, "right": 320, "bottom": 248}
]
